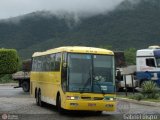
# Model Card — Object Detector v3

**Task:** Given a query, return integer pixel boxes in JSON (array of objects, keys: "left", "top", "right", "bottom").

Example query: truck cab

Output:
[{"left": 136, "top": 46, "right": 160, "bottom": 87}]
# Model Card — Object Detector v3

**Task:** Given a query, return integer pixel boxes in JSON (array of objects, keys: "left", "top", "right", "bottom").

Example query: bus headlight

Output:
[
  {"left": 104, "top": 96, "right": 116, "bottom": 101},
  {"left": 110, "top": 98, "right": 114, "bottom": 101},
  {"left": 67, "top": 96, "right": 80, "bottom": 100}
]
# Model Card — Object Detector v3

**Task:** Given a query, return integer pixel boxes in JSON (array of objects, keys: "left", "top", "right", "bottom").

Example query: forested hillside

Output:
[{"left": 0, "top": 0, "right": 160, "bottom": 59}]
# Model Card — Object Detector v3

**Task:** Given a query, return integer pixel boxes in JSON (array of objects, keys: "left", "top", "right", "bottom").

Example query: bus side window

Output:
[
  {"left": 50, "top": 54, "right": 56, "bottom": 71},
  {"left": 46, "top": 55, "right": 51, "bottom": 71},
  {"left": 55, "top": 53, "right": 61, "bottom": 71},
  {"left": 38, "top": 57, "right": 43, "bottom": 71},
  {"left": 146, "top": 58, "right": 155, "bottom": 67},
  {"left": 41, "top": 56, "right": 45, "bottom": 71}
]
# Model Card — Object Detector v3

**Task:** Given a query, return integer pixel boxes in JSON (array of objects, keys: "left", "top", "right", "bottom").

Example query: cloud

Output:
[{"left": 0, "top": 0, "right": 126, "bottom": 19}]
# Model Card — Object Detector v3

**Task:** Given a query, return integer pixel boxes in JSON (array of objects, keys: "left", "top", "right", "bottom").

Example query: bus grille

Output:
[
  {"left": 93, "top": 97, "right": 103, "bottom": 100},
  {"left": 81, "top": 97, "right": 91, "bottom": 100},
  {"left": 81, "top": 97, "right": 103, "bottom": 100}
]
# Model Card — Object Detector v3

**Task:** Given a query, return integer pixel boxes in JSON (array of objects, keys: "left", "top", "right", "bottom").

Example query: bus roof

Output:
[{"left": 32, "top": 46, "right": 114, "bottom": 57}]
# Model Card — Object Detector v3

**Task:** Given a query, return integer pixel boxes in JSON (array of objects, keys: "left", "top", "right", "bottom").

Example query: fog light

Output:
[
  {"left": 105, "top": 104, "right": 114, "bottom": 107},
  {"left": 70, "top": 103, "right": 78, "bottom": 106}
]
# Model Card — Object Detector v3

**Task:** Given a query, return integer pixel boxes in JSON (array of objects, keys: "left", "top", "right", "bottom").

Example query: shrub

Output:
[
  {"left": 0, "top": 74, "right": 12, "bottom": 83},
  {"left": 0, "top": 49, "right": 19, "bottom": 74},
  {"left": 129, "top": 95, "right": 134, "bottom": 99},
  {"left": 144, "top": 93, "right": 160, "bottom": 99},
  {"left": 142, "top": 81, "right": 159, "bottom": 99},
  {"left": 142, "top": 81, "right": 157, "bottom": 93},
  {"left": 154, "top": 93, "right": 160, "bottom": 99},
  {"left": 133, "top": 93, "right": 144, "bottom": 101},
  {"left": 124, "top": 48, "right": 136, "bottom": 65}
]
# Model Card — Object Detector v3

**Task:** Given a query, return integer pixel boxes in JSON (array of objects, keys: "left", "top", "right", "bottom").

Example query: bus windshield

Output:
[{"left": 67, "top": 53, "right": 115, "bottom": 93}]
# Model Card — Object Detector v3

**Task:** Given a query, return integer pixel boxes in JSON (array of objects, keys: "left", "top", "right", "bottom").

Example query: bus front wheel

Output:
[
  {"left": 57, "top": 95, "right": 64, "bottom": 113},
  {"left": 95, "top": 111, "right": 102, "bottom": 115}
]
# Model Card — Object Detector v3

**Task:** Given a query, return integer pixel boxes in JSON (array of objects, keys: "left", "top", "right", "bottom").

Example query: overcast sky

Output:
[{"left": 0, "top": 0, "right": 126, "bottom": 19}]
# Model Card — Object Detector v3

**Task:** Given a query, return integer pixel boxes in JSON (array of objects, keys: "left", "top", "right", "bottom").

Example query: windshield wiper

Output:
[
  {"left": 80, "top": 71, "right": 92, "bottom": 94},
  {"left": 93, "top": 77, "right": 105, "bottom": 95}
]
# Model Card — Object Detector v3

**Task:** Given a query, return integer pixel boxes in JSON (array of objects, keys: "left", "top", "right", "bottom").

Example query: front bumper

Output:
[{"left": 63, "top": 100, "right": 116, "bottom": 111}]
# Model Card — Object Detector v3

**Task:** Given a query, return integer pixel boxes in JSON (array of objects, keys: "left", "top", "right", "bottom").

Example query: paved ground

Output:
[{"left": 0, "top": 84, "right": 160, "bottom": 120}]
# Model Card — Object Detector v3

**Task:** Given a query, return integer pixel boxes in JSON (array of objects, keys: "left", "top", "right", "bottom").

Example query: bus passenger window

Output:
[
  {"left": 37, "top": 57, "right": 42, "bottom": 71},
  {"left": 55, "top": 53, "right": 61, "bottom": 71},
  {"left": 50, "top": 54, "right": 56, "bottom": 71},
  {"left": 41, "top": 56, "right": 45, "bottom": 71}
]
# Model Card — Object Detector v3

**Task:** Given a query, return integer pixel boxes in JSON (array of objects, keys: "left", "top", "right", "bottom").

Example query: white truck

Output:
[
  {"left": 115, "top": 52, "right": 138, "bottom": 91},
  {"left": 116, "top": 65, "right": 138, "bottom": 91},
  {"left": 136, "top": 46, "right": 160, "bottom": 87}
]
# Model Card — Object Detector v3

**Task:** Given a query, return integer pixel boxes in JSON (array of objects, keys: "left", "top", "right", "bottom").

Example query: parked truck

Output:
[
  {"left": 136, "top": 45, "right": 160, "bottom": 87},
  {"left": 114, "top": 51, "right": 138, "bottom": 91},
  {"left": 12, "top": 59, "right": 31, "bottom": 92}
]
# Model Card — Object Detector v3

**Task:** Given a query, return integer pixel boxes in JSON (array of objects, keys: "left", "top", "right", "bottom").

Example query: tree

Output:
[
  {"left": 0, "top": 49, "right": 19, "bottom": 74},
  {"left": 124, "top": 48, "right": 136, "bottom": 65}
]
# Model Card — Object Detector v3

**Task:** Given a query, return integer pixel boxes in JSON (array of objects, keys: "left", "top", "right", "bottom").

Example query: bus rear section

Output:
[{"left": 30, "top": 46, "right": 116, "bottom": 113}]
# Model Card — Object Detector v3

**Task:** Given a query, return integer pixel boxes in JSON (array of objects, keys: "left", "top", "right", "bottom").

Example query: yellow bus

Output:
[{"left": 30, "top": 46, "right": 116, "bottom": 113}]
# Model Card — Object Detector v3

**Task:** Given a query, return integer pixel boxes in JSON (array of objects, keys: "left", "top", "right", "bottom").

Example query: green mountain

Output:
[{"left": 0, "top": 0, "right": 160, "bottom": 59}]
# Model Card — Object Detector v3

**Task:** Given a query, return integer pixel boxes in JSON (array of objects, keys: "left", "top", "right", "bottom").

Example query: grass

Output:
[
  {"left": 0, "top": 80, "right": 17, "bottom": 84},
  {"left": 117, "top": 94, "right": 160, "bottom": 102},
  {"left": 0, "top": 74, "right": 17, "bottom": 83},
  {"left": 117, "top": 95, "right": 129, "bottom": 98},
  {"left": 142, "top": 99, "right": 160, "bottom": 102}
]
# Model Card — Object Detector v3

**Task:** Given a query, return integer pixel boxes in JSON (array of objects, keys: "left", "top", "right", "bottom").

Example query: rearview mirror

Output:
[{"left": 116, "top": 70, "right": 123, "bottom": 81}]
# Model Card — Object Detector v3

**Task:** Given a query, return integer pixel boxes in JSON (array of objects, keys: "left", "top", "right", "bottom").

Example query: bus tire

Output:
[
  {"left": 36, "top": 90, "right": 39, "bottom": 106},
  {"left": 57, "top": 95, "right": 64, "bottom": 114},
  {"left": 35, "top": 88, "right": 37, "bottom": 98},
  {"left": 38, "top": 90, "right": 44, "bottom": 107},
  {"left": 22, "top": 81, "right": 30, "bottom": 92},
  {"left": 95, "top": 111, "right": 102, "bottom": 115}
]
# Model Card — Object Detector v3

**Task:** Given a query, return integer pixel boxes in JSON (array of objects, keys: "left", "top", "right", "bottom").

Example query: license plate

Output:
[{"left": 88, "top": 103, "right": 96, "bottom": 106}]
